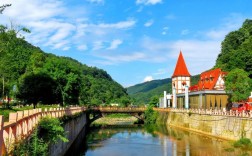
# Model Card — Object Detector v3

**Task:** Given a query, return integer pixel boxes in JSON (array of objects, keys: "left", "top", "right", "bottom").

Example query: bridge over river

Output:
[{"left": 87, "top": 107, "right": 147, "bottom": 123}]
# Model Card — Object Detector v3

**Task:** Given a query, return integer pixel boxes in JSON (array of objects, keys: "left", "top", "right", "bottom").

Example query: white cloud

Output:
[
  {"left": 107, "top": 39, "right": 123, "bottom": 50},
  {"left": 136, "top": 0, "right": 162, "bottom": 5},
  {"left": 143, "top": 76, "right": 153, "bottom": 82},
  {"left": 205, "top": 13, "right": 245, "bottom": 40},
  {"left": 98, "top": 20, "right": 136, "bottom": 29},
  {"left": 137, "top": 36, "right": 221, "bottom": 75},
  {"left": 144, "top": 20, "right": 154, "bottom": 27},
  {"left": 2, "top": 0, "right": 65, "bottom": 21},
  {"left": 154, "top": 69, "right": 167, "bottom": 75},
  {"left": 181, "top": 29, "right": 189, "bottom": 35},
  {"left": 96, "top": 52, "right": 146, "bottom": 64},
  {"left": 77, "top": 44, "right": 88, "bottom": 51},
  {"left": 137, "top": 6, "right": 143, "bottom": 12},
  {"left": 63, "top": 47, "right": 70, "bottom": 51},
  {"left": 162, "top": 26, "right": 168, "bottom": 35},
  {"left": 52, "top": 40, "right": 69, "bottom": 49},
  {"left": 86, "top": 0, "right": 104, "bottom": 4},
  {"left": 0, "top": 0, "right": 136, "bottom": 52},
  {"left": 165, "top": 14, "right": 176, "bottom": 20},
  {"left": 163, "top": 27, "right": 169, "bottom": 30},
  {"left": 0, "top": 0, "right": 81, "bottom": 51},
  {"left": 92, "top": 41, "right": 104, "bottom": 51}
]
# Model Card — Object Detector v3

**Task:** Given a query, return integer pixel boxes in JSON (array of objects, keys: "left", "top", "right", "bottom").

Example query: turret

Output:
[{"left": 172, "top": 51, "right": 191, "bottom": 94}]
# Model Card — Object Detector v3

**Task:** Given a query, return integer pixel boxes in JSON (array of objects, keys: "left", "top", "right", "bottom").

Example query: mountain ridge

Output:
[{"left": 127, "top": 75, "right": 199, "bottom": 105}]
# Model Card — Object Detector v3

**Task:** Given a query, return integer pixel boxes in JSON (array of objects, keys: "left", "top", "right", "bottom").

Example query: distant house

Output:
[{"left": 172, "top": 51, "right": 229, "bottom": 109}]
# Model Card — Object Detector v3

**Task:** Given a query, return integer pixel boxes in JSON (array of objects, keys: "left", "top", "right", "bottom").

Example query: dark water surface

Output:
[{"left": 66, "top": 125, "right": 247, "bottom": 156}]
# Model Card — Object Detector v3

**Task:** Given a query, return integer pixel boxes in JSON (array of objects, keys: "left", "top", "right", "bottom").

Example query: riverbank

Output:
[{"left": 92, "top": 114, "right": 138, "bottom": 125}]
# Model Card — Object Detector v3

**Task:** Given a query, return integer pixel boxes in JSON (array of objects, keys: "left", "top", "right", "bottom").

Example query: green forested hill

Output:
[
  {"left": 127, "top": 78, "right": 172, "bottom": 95},
  {"left": 0, "top": 27, "right": 129, "bottom": 106},
  {"left": 127, "top": 78, "right": 172, "bottom": 105},
  {"left": 127, "top": 75, "right": 199, "bottom": 105},
  {"left": 215, "top": 19, "right": 252, "bottom": 78}
]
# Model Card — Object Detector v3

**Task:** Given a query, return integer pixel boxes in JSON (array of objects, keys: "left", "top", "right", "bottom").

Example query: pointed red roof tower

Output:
[
  {"left": 172, "top": 51, "right": 190, "bottom": 78},
  {"left": 172, "top": 51, "right": 191, "bottom": 94}
]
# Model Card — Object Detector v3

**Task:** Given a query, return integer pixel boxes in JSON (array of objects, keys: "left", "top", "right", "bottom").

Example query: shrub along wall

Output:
[
  {"left": 49, "top": 112, "right": 87, "bottom": 156},
  {"left": 12, "top": 112, "right": 88, "bottom": 156}
]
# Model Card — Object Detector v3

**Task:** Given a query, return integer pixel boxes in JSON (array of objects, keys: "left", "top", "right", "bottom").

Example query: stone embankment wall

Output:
[
  {"left": 49, "top": 113, "right": 87, "bottom": 156},
  {"left": 157, "top": 110, "right": 252, "bottom": 140}
]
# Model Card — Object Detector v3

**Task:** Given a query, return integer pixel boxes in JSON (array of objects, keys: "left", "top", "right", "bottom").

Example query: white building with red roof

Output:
[{"left": 171, "top": 51, "right": 229, "bottom": 109}]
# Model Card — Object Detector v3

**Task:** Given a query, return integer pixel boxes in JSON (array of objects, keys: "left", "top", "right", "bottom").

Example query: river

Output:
[{"left": 65, "top": 124, "right": 247, "bottom": 156}]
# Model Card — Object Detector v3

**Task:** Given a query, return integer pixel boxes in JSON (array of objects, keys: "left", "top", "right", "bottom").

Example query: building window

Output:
[{"left": 182, "top": 81, "right": 186, "bottom": 86}]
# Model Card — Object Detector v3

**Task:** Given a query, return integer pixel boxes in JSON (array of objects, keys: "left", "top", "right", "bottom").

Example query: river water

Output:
[{"left": 65, "top": 124, "right": 249, "bottom": 156}]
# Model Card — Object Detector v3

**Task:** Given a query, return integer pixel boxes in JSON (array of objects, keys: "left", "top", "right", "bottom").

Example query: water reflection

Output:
[{"left": 66, "top": 125, "right": 250, "bottom": 156}]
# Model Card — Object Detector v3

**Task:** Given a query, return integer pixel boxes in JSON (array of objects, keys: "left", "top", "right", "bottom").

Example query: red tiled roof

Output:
[
  {"left": 172, "top": 51, "right": 190, "bottom": 78},
  {"left": 189, "top": 85, "right": 198, "bottom": 92},
  {"left": 190, "top": 68, "right": 227, "bottom": 91}
]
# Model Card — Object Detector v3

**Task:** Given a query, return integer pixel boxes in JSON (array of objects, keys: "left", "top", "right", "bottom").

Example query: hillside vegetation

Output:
[
  {"left": 127, "top": 75, "right": 199, "bottom": 105},
  {"left": 0, "top": 26, "right": 130, "bottom": 107},
  {"left": 215, "top": 19, "right": 252, "bottom": 78}
]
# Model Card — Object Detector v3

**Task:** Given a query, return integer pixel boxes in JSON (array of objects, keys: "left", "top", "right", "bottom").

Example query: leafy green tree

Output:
[
  {"left": 79, "top": 76, "right": 91, "bottom": 105},
  {"left": 149, "top": 96, "right": 159, "bottom": 107},
  {"left": 17, "top": 72, "right": 57, "bottom": 108},
  {"left": 43, "top": 56, "right": 82, "bottom": 105},
  {"left": 26, "top": 52, "right": 46, "bottom": 73},
  {"left": 143, "top": 95, "right": 159, "bottom": 124},
  {"left": 119, "top": 96, "right": 131, "bottom": 107},
  {"left": 215, "top": 19, "right": 252, "bottom": 78},
  {"left": 0, "top": 24, "right": 31, "bottom": 106},
  {"left": 225, "top": 68, "right": 251, "bottom": 102}
]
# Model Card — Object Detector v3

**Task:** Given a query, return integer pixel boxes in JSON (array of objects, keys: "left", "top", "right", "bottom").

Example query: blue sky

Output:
[{"left": 1, "top": 0, "right": 252, "bottom": 87}]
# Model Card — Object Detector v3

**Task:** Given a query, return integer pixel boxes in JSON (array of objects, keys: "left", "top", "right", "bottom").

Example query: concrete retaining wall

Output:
[
  {"left": 48, "top": 113, "right": 87, "bottom": 156},
  {"left": 158, "top": 111, "right": 252, "bottom": 140}
]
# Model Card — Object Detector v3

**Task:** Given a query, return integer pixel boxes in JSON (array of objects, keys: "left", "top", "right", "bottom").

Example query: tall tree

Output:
[
  {"left": 43, "top": 56, "right": 82, "bottom": 105},
  {"left": 17, "top": 72, "right": 57, "bottom": 108},
  {"left": 225, "top": 68, "right": 251, "bottom": 102},
  {"left": 215, "top": 19, "right": 252, "bottom": 78}
]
